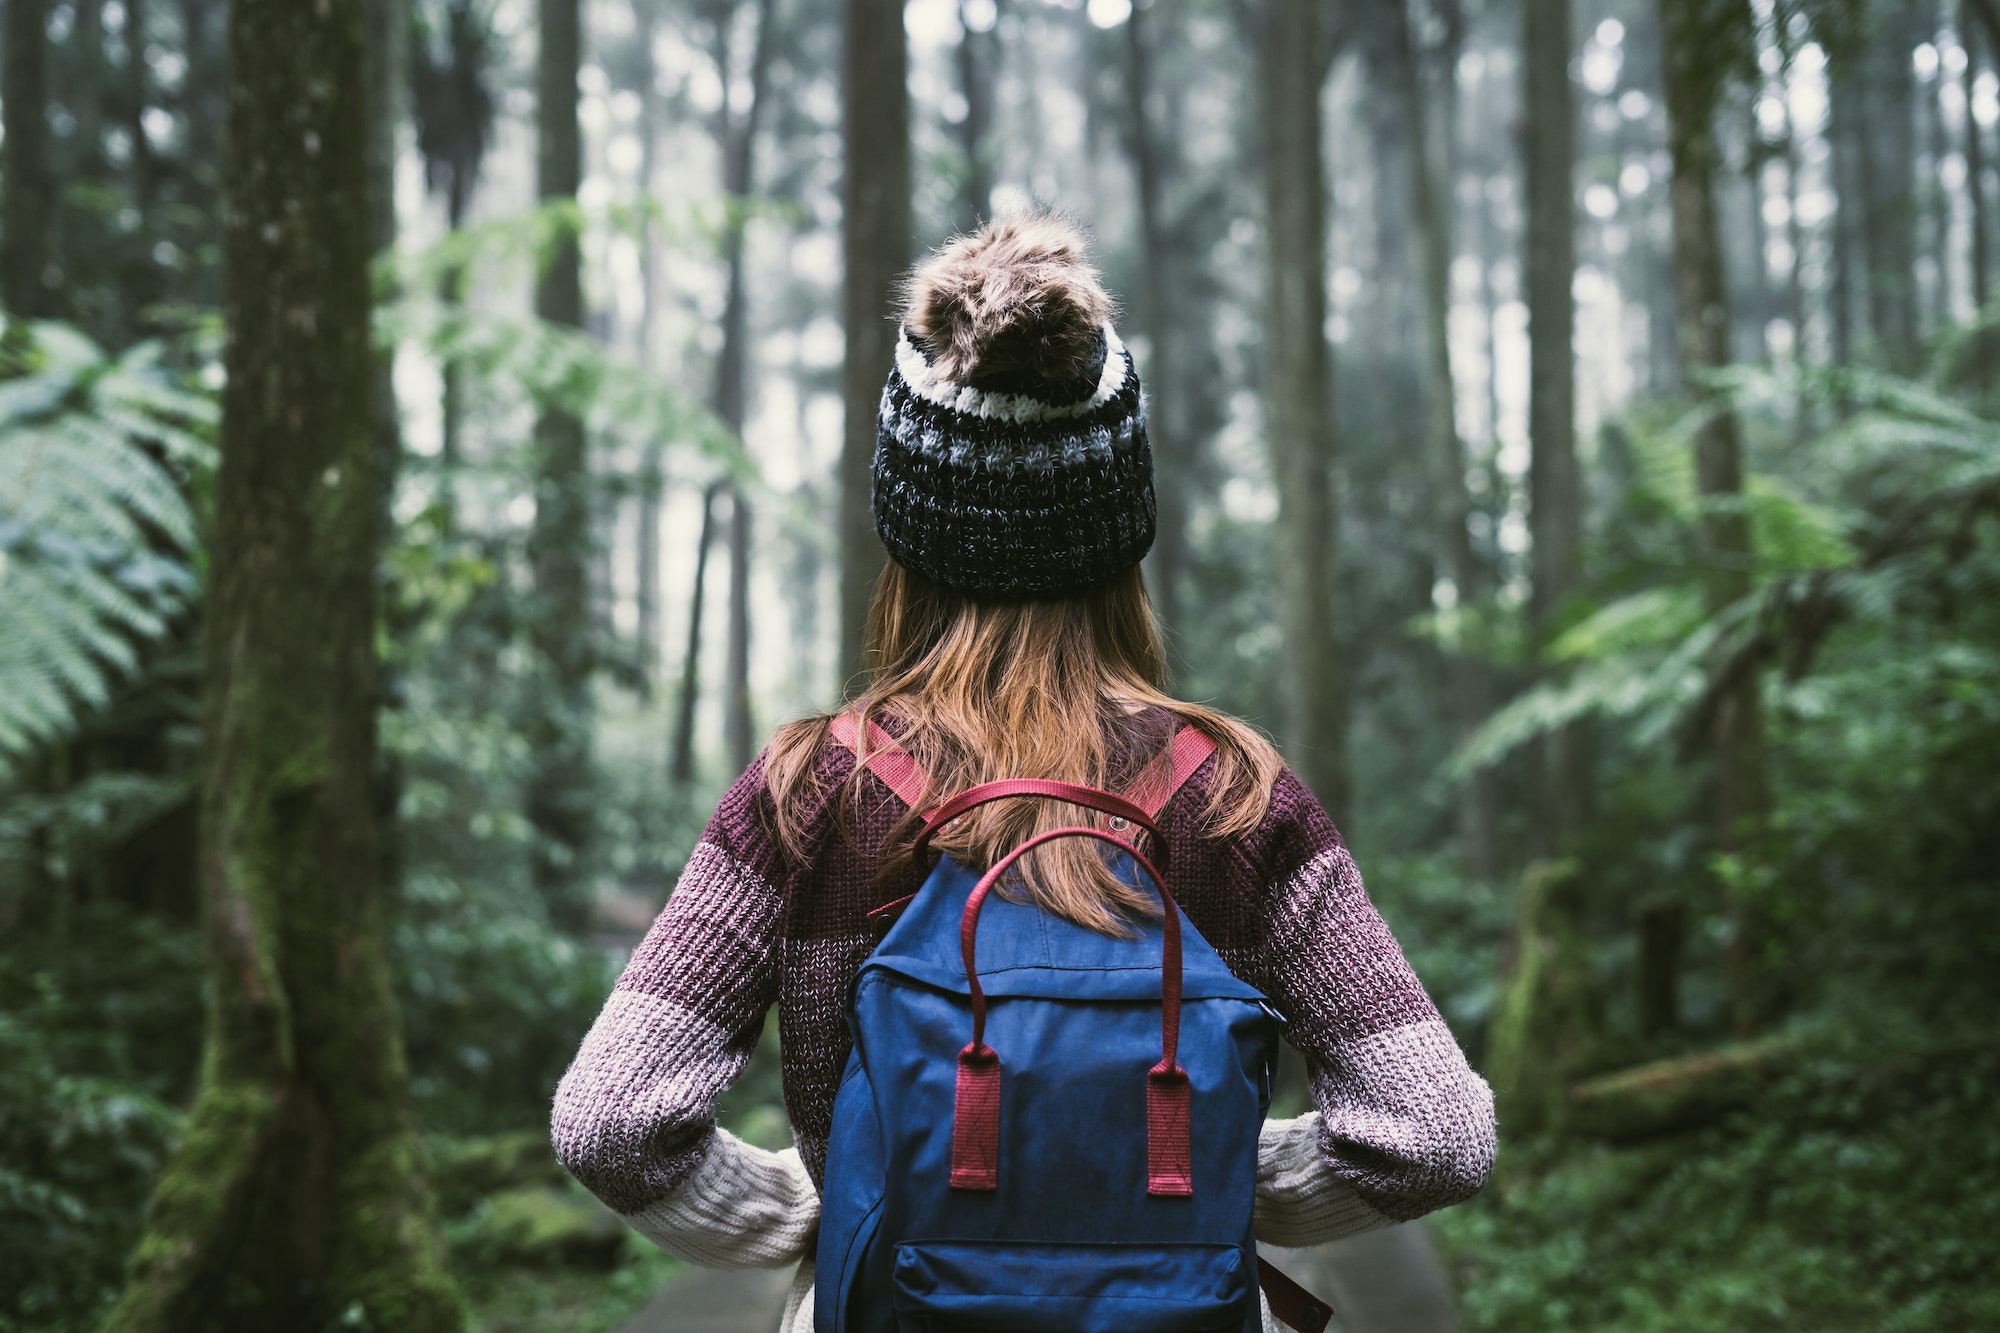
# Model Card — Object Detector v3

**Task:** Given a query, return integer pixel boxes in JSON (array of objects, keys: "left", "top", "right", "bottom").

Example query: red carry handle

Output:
[
  {"left": 949, "top": 826, "right": 1192, "bottom": 1198},
  {"left": 914, "top": 778, "right": 1165, "bottom": 871}
]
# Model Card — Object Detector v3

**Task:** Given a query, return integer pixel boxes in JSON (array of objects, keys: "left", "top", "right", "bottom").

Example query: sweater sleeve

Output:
[
  {"left": 1239, "top": 769, "right": 1497, "bottom": 1244},
  {"left": 551, "top": 753, "right": 818, "bottom": 1264}
]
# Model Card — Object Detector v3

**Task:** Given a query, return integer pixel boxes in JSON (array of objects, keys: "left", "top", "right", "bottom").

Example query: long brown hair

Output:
[{"left": 765, "top": 561, "right": 1283, "bottom": 934}]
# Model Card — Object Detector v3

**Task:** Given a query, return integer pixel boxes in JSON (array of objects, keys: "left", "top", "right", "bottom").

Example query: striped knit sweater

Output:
[{"left": 551, "top": 725, "right": 1496, "bottom": 1302}]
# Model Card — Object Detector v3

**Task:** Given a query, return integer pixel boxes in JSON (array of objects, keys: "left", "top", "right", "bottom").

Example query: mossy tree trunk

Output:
[
  {"left": 103, "top": 1, "right": 463, "bottom": 1327},
  {"left": 1487, "top": 859, "right": 1600, "bottom": 1135},
  {"left": 838, "top": 0, "right": 909, "bottom": 690},
  {"left": 527, "top": 0, "right": 595, "bottom": 931},
  {"left": 1657, "top": 0, "right": 1773, "bottom": 1033},
  {"left": 1257, "top": 0, "right": 1348, "bottom": 823}
]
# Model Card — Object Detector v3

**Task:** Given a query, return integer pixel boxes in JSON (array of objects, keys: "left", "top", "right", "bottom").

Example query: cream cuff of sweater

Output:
[
  {"left": 1254, "top": 1112, "right": 1393, "bottom": 1247},
  {"left": 626, "top": 1128, "right": 819, "bottom": 1269},
  {"left": 640, "top": 1115, "right": 1377, "bottom": 1277}
]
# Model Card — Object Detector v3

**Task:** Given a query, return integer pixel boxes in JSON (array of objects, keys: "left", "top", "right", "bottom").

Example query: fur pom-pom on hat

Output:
[
  {"left": 872, "top": 213, "right": 1155, "bottom": 600},
  {"left": 902, "top": 213, "right": 1116, "bottom": 391}
]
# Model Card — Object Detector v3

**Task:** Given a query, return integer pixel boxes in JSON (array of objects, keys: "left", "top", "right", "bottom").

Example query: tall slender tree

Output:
[
  {"left": 2, "top": 0, "right": 52, "bottom": 319},
  {"left": 1657, "top": 0, "right": 1772, "bottom": 1031},
  {"left": 634, "top": 0, "right": 665, "bottom": 691},
  {"left": 1524, "top": 0, "right": 1586, "bottom": 851},
  {"left": 526, "top": 0, "right": 594, "bottom": 931},
  {"left": 103, "top": 0, "right": 462, "bottom": 1324},
  {"left": 708, "top": 0, "right": 776, "bottom": 771},
  {"left": 838, "top": 0, "right": 910, "bottom": 690},
  {"left": 1121, "top": 0, "right": 1187, "bottom": 639},
  {"left": 412, "top": 0, "right": 499, "bottom": 504},
  {"left": 1258, "top": 0, "right": 1349, "bottom": 821},
  {"left": 1967, "top": 0, "right": 1991, "bottom": 306},
  {"left": 1392, "top": 0, "right": 1496, "bottom": 879},
  {"left": 368, "top": 0, "right": 408, "bottom": 516},
  {"left": 672, "top": 482, "right": 723, "bottom": 784},
  {"left": 955, "top": 0, "right": 999, "bottom": 231}
]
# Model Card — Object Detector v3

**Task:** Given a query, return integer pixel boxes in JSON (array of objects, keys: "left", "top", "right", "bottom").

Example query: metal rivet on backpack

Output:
[{"left": 1109, "top": 816, "right": 1128, "bottom": 830}]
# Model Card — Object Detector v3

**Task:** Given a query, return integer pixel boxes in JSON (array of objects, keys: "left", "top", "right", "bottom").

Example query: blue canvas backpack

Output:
[{"left": 816, "top": 717, "right": 1331, "bottom": 1333}]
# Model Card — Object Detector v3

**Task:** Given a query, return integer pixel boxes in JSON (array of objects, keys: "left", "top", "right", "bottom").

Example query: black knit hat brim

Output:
[{"left": 872, "top": 324, "right": 1156, "bottom": 600}]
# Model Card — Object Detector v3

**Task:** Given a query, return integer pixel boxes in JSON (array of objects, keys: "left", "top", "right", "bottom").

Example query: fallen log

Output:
[{"left": 1566, "top": 1030, "right": 1814, "bottom": 1142}]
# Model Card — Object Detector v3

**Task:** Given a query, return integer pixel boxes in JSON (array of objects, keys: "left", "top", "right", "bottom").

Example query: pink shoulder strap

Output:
[
  {"left": 1126, "top": 724, "right": 1218, "bottom": 819},
  {"left": 827, "top": 711, "right": 1215, "bottom": 821},
  {"left": 827, "top": 710, "right": 932, "bottom": 813}
]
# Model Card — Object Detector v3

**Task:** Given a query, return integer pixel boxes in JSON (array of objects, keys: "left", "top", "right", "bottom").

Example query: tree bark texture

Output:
[
  {"left": 1393, "top": 0, "right": 1495, "bottom": 881},
  {"left": 1857, "top": 0, "right": 1921, "bottom": 363},
  {"left": 1524, "top": 0, "right": 1587, "bottom": 851},
  {"left": 1967, "top": 0, "right": 1991, "bottom": 307},
  {"left": 368, "top": 0, "right": 407, "bottom": 522},
  {"left": 955, "top": 0, "right": 998, "bottom": 231},
  {"left": 102, "top": 1, "right": 462, "bottom": 1326},
  {"left": 1827, "top": 66, "right": 1859, "bottom": 365},
  {"left": 635, "top": 0, "right": 666, "bottom": 692},
  {"left": 3, "top": 0, "right": 51, "bottom": 317},
  {"left": 1123, "top": 0, "right": 1187, "bottom": 642},
  {"left": 838, "top": 0, "right": 910, "bottom": 691},
  {"left": 1257, "top": 0, "right": 1348, "bottom": 823},
  {"left": 527, "top": 0, "right": 594, "bottom": 931},
  {"left": 672, "top": 482, "right": 722, "bottom": 784},
  {"left": 725, "top": 487, "right": 754, "bottom": 771},
  {"left": 713, "top": 0, "right": 773, "bottom": 767},
  {"left": 1657, "top": 0, "right": 1772, "bottom": 1033}
]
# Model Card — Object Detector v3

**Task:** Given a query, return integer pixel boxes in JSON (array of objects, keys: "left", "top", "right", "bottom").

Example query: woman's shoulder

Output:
[{"left": 1167, "top": 716, "right": 1342, "bottom": 884}]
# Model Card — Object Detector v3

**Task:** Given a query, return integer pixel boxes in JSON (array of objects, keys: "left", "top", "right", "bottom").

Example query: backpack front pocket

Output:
[{"left": 890, "top": 1239, "right": 1253, "bottom": 1333}]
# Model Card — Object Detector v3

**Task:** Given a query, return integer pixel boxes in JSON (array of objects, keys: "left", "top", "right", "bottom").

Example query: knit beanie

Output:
[{"left": 871, "top": 215, "right": 1155, "bottom": 600}]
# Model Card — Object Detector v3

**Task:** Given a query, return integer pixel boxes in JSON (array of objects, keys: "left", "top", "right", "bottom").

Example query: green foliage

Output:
[
  {"left": 0, "top": 907, "right": 202, "bottom": 1333},
  {"left": 0, "top": 325, "right": 214, "bottom": 771},
  {"left": 379, "top": 205, "right": 752, "bottom": 478},
  {"left": 1436, "top": 1037, "right": 2000, "bottom": 1331}
]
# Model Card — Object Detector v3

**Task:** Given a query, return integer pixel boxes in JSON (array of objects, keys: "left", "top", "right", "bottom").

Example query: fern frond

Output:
[{"left": 0, "top": 325, "right": 213, "bottom": 773}]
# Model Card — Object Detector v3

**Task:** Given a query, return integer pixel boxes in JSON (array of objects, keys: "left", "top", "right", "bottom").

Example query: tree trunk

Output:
[
  {"left": 1487, "top": 859, "right": 1598, "bottom": 1135},
  {"left": 838, "top": 0, "right": 910, "bottom": 691},
  {"left": 124, "top": 0, "right": 160, "bottom": 330},
  {"left": 1524, "top": 0, "right": 1586, "bottom": 852},
  {"left": 527, "top": 0, "right": 594, "bottom": 931},
  {"left": 671, "top": 482, "right": 722, "bottom": 785},
  {"left": 1925, "top": 6, "right": 1952, "bottom": 330},
  {"left": 1827, "top": 67, "right": 1859, "bottom": 365},
  {"left": 634, "top": 0, "right": 665, "bottom": 696},
  {"left": 181, "top": 0, "right": 226, "bottom": 309},
  {"left": 368, "top": 0, "right": 406, "bottom": 513},
  {"left": 955, "top": 0, "right": 998, "bottom": 231},
  {"left": 1257, "top": 0, "right": 1347, "bottom": 822},
  {"left": 3, "top": 0, "right": 51, "bottom": 317},
  {"left": 102, "top": 0, "right": 462, "bottom": 1325},
  {"left": 1393, "top": 0, "right": 1495, "bottom": 881},
  {"left": 713, "top": 0, "right": 773, "bottom": 768},
  {"left": 1123, "top": 0, "right": 1187, "bottom": 643},
  {"left": 1859, "top": 0, "right": 1921, "bottom": 364},
  {"left": 1657, "top": 0, "right": 1773, "bottom": 1034},
  {"left": 1966, "top": 0, "right": 1991, "bottom": 307},
  {"left": 725, "top": 487, "right": 754, "bottom": 771}
]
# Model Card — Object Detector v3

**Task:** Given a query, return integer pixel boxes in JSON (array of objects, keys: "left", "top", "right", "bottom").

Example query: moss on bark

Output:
[{"left": 102, "top": 0, "right": 463, "bottom": 1327}]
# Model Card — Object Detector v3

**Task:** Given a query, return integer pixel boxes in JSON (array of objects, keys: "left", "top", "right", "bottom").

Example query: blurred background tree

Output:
[{"left": 1, "top": 0, "right": 1997, "bottom": 1326}]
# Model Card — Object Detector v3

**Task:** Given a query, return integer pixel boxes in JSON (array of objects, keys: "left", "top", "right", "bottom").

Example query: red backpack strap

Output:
[
  {"left": 1125, "top": 724, "right": 1219, "bottom": 820},
  {"left": 828, "top": 710, "right": 933, "bottom": 814}
]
